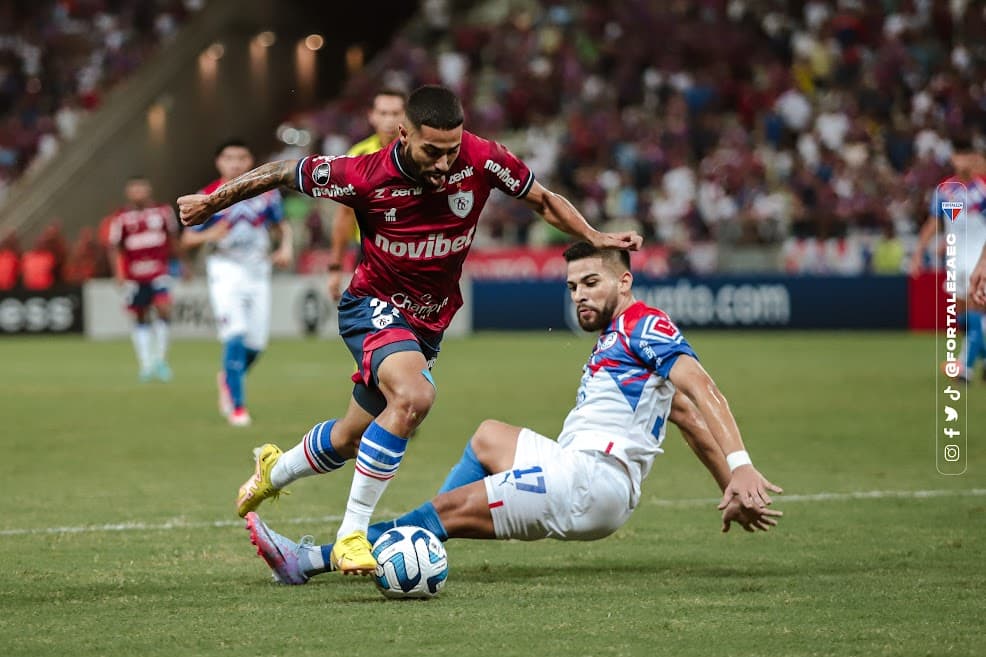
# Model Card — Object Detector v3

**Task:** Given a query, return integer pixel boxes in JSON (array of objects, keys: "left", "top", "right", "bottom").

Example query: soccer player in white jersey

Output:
[
  {"left": 242, "top": 242, "right": 783, "bottom": 584},
  {"left": 181, "top": 140, "right": 294, "bottom": 426}
]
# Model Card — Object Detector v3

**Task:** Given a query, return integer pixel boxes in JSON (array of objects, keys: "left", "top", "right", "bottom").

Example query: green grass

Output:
[{"left": 0, "top": 332, "right": 983, "bottom": 657}]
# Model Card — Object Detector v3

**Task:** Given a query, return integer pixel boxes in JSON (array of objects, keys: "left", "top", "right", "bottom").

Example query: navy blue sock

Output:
[
  {"left": 318, "top": 501, "right": 448, "bottom": 572},
  {"left": 437, "top": 442, "right": 489, "bottom": 494},
  {"left": 222, "top": 335, "right": 247, "bottom": 409},
  {"left": 244, "top": 347, "right": 261, "bottom": 372}
]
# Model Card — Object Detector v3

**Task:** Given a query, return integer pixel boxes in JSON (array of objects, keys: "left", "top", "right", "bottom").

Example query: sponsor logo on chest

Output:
[{"left": 374, "top": 226, "right": 477, "bottom": 260}]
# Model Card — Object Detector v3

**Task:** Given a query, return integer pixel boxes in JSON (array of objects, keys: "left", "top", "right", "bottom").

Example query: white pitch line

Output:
[
  {"left": 648, "top": 488, "right": 986, "bottom": 508},
  {"left": 2, "top": 488, "right": 984, "bottom": 537},
  {"left": 0, "top": 514, "right": 343, "bottom": 537}
]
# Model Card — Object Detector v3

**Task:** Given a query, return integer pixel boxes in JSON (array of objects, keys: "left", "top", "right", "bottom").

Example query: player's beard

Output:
[
  {"left": 577, "top": 295, "right": 619, "bottom": 332},
  {"left": 399, "top": 144, "right": 445, "bottom": 190}
]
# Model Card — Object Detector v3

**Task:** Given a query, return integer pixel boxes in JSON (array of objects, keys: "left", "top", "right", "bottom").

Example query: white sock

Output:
[
  {"left": 132, "top": 324, "right": 153, "bottom": 371},
  {"left": 336, "top": 471, "right": 386, "bottom": 539},
  {"left": 152, "top": 319, "right": 169, "bottom": 363},
  {"left": 270, "top": 443, "right": 320, "bottom": 489},
  {"left": 336, "top": 422, "right": 407, "bottom": 540}
]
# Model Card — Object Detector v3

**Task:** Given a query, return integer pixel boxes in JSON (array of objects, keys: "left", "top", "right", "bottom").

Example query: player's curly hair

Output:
[
  {"left": 406, "top": 85, "right": 463, "bottom": 130},
  {"left": 563, "top": 242, "right": 631, "bottom": 272}
]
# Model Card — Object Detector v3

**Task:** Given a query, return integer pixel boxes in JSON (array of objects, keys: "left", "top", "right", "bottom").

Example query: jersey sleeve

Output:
[
  {"left": 481, "top": 139, "right": 535, "bottom": 199},
  {"left": 295, "top": 154, "right": 361, "bottom": 207},
  {"left": 627, "top": 311, "right": 698, "bottom": 379}
]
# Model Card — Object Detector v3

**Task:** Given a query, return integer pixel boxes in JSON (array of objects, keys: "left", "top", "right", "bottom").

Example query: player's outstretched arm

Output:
[
  {"left": 669, "top": 393, "right": 731, "bottom": 492},
  {"left": 177, "top": 160, "right": 298, "bottom": 227},
  {"left": 521, "top": 181, "right": 643, "bottom": 251},
  {"left": 670, "top": 392, "right": 782, "bottom": 532},
  {"left": 668, "top": 355, "right": 782, "bottom": 511}
]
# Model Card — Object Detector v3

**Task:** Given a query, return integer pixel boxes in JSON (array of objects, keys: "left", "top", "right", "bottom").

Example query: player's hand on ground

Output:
[
  {"left": 177, "top": 194, "right": 216, "bottom": 227},
  {"left": 720, "top": 496, "right": 783, "bottom": 533},
  {"left": 718, "top": 465, "right": 782, "bottom": 511},
  {"left": 590, "top": 230, "right": 643, "bottom": 251},
  {"left": 327, "top": 270, "right": 344, "bottom": 301}
]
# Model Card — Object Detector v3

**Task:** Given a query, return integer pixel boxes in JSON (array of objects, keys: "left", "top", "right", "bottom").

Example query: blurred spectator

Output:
[
  {"left": 64, "top": 226, "right": 110, "bottom": 284},
  {"left": 870, "top": 222, "right": 905, "bottom": 275},
  {"left": 0, "top": 229, "right": 20, "bottom": 290},
  {"left": 0, "top": 0, "right": 196, "bottom": 183},
  {"left": 21, "top": 223, "right": 69, "bottom": 290}
]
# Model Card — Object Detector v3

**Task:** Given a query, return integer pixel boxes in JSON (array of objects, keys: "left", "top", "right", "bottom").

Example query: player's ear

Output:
[
  {"left": 398, "top": 124, "right": 409, "bottom": 143},
  {"left": 620, "top": 270, "right": 633, "bottom": 294}
]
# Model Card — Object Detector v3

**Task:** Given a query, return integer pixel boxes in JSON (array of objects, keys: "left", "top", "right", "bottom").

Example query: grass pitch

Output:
[{"left": 0, "top": 331, "right": 983, "bottom": 657}]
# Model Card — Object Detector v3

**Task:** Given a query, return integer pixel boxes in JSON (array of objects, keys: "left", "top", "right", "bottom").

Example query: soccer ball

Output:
[{"left": 371, "top": 526, "right": 448, "bottom": 599}]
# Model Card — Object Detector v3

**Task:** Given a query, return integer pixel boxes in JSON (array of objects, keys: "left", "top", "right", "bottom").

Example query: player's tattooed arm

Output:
[
  {"left": 523, "top": 181, "right": 643, "bottom": 251},
  {"left": 177, "top": 160, "right": 298, "bottom": 227}
]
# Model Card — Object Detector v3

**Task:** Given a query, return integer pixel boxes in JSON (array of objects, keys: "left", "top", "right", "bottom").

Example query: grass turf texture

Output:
[{"left": 0, "top": 332, "right": 983, "bottom": 657}]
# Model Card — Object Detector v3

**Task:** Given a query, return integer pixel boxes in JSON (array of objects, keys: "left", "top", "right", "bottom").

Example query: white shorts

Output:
[
  {"left": 205, "top": 257, "right": 271, "bottom": 349},
  {"left": 483, "top": 429, "right": 633, "bottom": 541}
]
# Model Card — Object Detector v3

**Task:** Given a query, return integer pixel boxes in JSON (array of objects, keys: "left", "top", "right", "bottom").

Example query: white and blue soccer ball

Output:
[{"left": 371, "top": 526, "right": 448, "bottom": 599}]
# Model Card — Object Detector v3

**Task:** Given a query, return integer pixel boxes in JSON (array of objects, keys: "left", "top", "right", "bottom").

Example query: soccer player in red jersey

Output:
[
  {"left": 106, "top": 176, "right": 179, "bottom": 382},
  {"left": 178, "top": 85, "right": 643, "bottom": 574}
]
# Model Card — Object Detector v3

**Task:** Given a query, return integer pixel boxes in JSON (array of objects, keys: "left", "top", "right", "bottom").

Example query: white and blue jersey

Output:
[
  {"left": 558, "top": 301, "right": 697, "bottom": 505},
  {"left": 194, "top": 180, "right": 283, "bottom": 270}
]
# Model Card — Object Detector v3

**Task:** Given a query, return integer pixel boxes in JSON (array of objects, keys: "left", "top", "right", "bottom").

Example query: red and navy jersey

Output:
[
  {"left": 106, "top": 204, "right": 178, "bottom": 282},
  {"left": 296, "top": 130, "right": 535, "bottom": 335}
]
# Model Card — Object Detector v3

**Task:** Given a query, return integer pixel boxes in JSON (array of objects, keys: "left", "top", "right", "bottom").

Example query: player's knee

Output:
[
  {"left": 385, "top": 382, "right": 436, "bottom": 427},
  {"left": 470, "top": 419, "right": 501, "bottom": 460}
]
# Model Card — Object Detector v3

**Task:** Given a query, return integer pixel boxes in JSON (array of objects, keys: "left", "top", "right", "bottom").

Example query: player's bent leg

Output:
[
  {"left": 245, "top": 512, "right": 310, "bottom": 585},
  {"left": 437, "top": 420, "right": 521, "bottom": 495},
  {"left": 432, "top": 482, "right": 497, "bottom": 539},
  {"left": 375, "top": 350, "right": 436, "bottom": 436},
  {"left": 470, "top": 420, "right": 523, "bottom": 473}
]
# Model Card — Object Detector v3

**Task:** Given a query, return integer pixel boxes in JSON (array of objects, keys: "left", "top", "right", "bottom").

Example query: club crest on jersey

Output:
[
  {"left": 595, "top": 332, "right": 619, "bottom": 353},
  {"left": 312, "top": 162, "right": 331, "bottom": 186},
  {"left": 448, "top": 189, "right": 474, "bottom": 219},
  {"left": 941, "top": 201, "right": 963, "bottom": 223}
]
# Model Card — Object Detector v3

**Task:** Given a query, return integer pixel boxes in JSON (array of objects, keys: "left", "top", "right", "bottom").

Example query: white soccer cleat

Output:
[{"left": 229, "top": 408, "right": 252, "bottom": 427}]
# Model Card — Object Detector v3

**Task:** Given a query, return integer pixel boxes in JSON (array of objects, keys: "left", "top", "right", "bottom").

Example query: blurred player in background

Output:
[
  {"left": 327, "top": 89, "right": 406, "bottom": 301},
  {"left": 180, "top": 139, "right": 293, "bottom": 427},
  {"left": 244, "top": 242, "right": 783, "bottom": 585},
  {"left": 178, "top": 85, "right": 644, "bottom": 575},
  {"left": 910, "top": 137, "right": 986, "bottom": 381},
  {"left": 106, "top": 175, "right": 179, "bottom": 382}
]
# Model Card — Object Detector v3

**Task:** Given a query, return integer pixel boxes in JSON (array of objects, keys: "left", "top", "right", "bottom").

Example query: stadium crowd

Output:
[
  {"left": 3, "top": 0, "right": 986, "bottom": 289},
  {"left": 289, "top": 0, "right": 984, "bottom": 272},
  {"left": 0, "top": 0, "right": 200, "bottom": 204}
]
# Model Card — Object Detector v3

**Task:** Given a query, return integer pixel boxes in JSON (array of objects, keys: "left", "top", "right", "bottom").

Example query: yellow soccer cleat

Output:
[
  {"left": 330, "top": 530, "right": 377, "bottom": 575},
  {"left": 236, "top": 443, "right": 287, "bottom": 517}
]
